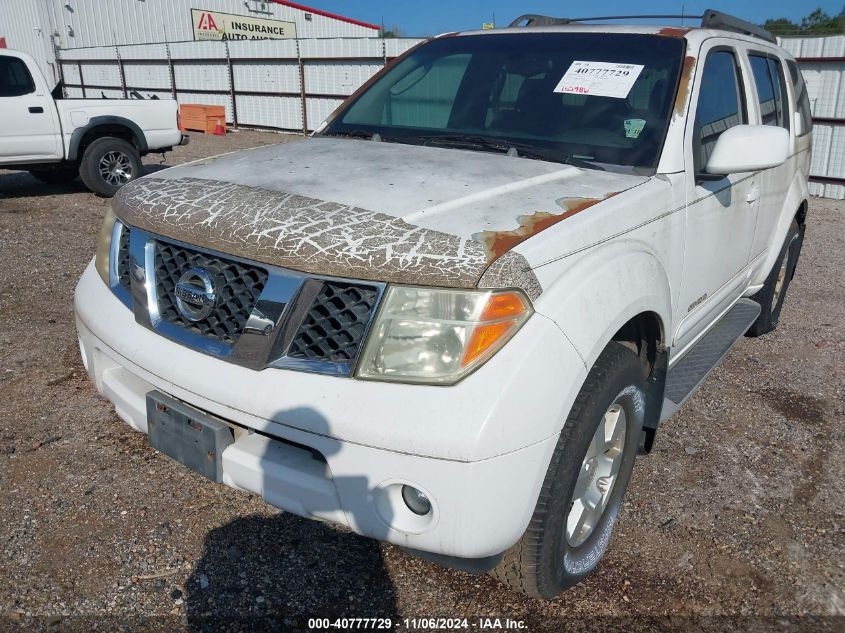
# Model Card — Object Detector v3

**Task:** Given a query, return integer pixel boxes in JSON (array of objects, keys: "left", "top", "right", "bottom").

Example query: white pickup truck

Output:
[
  {"left": 75, "top": 11, "right": 812, "bottom": 598},
  {"left": 0, "top": 49, "right": 186, "bottom": 196}
]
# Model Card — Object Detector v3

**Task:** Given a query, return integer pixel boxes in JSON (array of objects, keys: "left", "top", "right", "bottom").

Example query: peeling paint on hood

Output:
[
  {"left": 114, "top": 138, "right": 647, "bottom": 297},
  {"left": 473, "top": 194, "right": 619, "bottom": 260}
]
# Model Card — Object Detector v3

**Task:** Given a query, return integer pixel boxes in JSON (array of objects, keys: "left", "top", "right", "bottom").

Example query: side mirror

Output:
[{"left": 705, "top": 125, "right": 789, "bottom": 175}]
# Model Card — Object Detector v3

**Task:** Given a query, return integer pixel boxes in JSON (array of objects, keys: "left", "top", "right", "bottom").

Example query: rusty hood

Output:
[{"left": 113, "top": 137, "right": 647, "bottom": 297}]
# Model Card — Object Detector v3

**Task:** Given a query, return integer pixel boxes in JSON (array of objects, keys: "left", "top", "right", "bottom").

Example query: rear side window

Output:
[
  {"left": 694, "top": 50, "right": 747, "bottom": 173},
  {"left": 787, "top": 59, "right": 812, "bottom": 136},
  {"left": 0, "top": 56, "right": 35, "bottom": 97},
  {"left": 749, "top": 54, "right": 789, "bottom": 130}
]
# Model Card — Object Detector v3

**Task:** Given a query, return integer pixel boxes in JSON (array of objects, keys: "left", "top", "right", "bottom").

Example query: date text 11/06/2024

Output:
[{"left": 307, "top": 617, "right": 528, "bottom": 630}]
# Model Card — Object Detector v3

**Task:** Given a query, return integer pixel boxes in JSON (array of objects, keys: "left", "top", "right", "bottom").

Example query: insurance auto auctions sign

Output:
[{"left": 191, "top": 9, "right": 297, "bottom": 41}]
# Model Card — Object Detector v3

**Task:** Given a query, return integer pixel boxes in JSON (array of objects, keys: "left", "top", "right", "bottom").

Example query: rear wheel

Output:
[
  {"left": 29, "top": 168, "right": 78, "bottom": 186},
  {"left": 746, "top": 219, "right": 801, "bottom": 337},
  {"left": 490, "top": 342, "right": 645, "bottom": 598},
  {"left": 78, "top": 137, "right": 141, "bottom": 197}
]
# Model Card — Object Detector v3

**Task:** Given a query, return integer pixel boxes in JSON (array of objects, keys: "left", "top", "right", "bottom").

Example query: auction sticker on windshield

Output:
[{"left": 553, "top": 61, "right": 645, "bottom": 98}]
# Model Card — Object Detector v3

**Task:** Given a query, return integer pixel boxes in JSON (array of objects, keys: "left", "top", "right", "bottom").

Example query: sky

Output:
[{"left": 310, "top": 1, "right": 843, "bottom": 36}]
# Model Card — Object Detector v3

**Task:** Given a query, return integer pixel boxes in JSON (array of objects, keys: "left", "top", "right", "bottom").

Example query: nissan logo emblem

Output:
[{"left": 174, "top": 267, "right": 217, "bottom": 322}]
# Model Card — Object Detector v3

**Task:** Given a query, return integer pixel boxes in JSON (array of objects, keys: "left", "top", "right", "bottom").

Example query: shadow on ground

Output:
[
  {"left": 0, "top": 164, "right": 171, "bottom": 199},
  {"left": 184, "top": 514, "right": 397, "bottom": 632}
]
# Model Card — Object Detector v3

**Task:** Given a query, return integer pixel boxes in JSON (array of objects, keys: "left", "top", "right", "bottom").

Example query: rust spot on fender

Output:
[
  {"left": 475, "top": 194, "right": 618, "bottom": 260},
  {"left": 657, "top": 26, "right": 693, "bottom": 37},
  {"left": 674, "top": 56, "right": 696, "bottom": 116}
]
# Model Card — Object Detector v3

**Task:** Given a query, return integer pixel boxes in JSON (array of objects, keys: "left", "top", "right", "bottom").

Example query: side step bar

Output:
[{"left": 660, "top": 299, "right": 761, "bottom": 423}]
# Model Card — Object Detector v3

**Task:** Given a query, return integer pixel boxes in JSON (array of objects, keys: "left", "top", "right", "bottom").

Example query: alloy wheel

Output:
[{"left": 566, "top": 402, "right": 627, "bottom": 547}]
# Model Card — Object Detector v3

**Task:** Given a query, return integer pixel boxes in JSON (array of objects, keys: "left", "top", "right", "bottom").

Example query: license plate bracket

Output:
[{"left": 146, "top": 391, "right": 233, "bottom": 483}]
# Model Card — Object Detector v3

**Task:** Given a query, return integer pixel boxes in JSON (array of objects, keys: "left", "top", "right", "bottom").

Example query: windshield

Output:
[{"left": 321, "top": 33, "right": 686, "bottom": 173}]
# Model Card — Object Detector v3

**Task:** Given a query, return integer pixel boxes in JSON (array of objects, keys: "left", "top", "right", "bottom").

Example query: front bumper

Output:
[{"left": 74, "top": 261, "right": 586, "bottom": 558}]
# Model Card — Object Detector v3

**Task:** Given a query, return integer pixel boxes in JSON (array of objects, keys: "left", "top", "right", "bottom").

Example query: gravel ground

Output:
[{"left": 0, "top": 130, "right": 843, "bottom": 633}]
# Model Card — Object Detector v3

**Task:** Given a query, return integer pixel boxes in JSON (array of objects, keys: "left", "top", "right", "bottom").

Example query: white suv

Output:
[{"left": 74, "top": 10, "right": 811, "bottom": 597}]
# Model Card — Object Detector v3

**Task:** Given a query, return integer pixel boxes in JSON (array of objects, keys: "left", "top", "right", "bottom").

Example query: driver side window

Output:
[{"left": 693, "top": 49, "right": 747, "bottom": 174}]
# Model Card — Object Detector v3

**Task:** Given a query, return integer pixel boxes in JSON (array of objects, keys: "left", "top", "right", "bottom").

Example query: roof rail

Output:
[
  {"left": 700, "top": 9, "right": 776, "bottom": 43},
  {"left": 508, "top": 8, "right": 777, "bottom": 43},
  {"left": 509, "top": 15, "right": 574, "bottom": 27}
]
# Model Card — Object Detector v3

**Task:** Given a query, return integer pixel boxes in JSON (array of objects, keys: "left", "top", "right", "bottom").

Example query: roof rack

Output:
[
  {"left": 509, "top": 8, "right": 776, "bottom": 43},
  {"left": 700, "top": 9, "right": 776, "bottom": 43}
]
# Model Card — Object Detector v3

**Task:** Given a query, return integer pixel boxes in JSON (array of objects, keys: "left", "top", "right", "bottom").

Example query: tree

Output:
[
  {"left": 763, "top": 7, "right": 845, "bottom": 36},
  {"left": 763, "top": 17, "right": 800, "bottom": 36},
  {"left": 379, "top": 24, "right": 402, "bottom": 39},
  {"left": 800, "top": 8, "right": 843, "bottom": 33}
]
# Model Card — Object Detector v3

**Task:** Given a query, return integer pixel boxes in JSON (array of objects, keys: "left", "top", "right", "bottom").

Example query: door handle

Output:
[
  {"left": 28, "top": 106, "right": 44, "bottom": 114},
  {"left": 745, "top": 185, "right": 760, "bottom": 204}
]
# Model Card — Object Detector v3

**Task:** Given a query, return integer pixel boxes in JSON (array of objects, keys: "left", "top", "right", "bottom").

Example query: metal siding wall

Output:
[
  {"left": 234, "top": 60, "right": 300, "bottom": 93},
  {"left": 81, "top": 62, "right": 122, "bottom": 87},
  {"left": 123, "top": 64, "right": 171, "bottom": 92},
  {"left": 798, "top": 62, "right": 845, "bottom": 118},
  {"left": 1, "top": 0, "right": 378, "bottom": 84},
  {"left": 237, "top": 94, "right": 302, "bottom": 130},
  {"left": 0, "top": 0, "right": 58, "bottom": 82},
  {"left": 55, "top": 37, "right": 422, "bottom": 130},
  {"left": 781, "top": 36, "right": 845, "bottom": 199},
  {"left": 304, "top": 60, "right": 382, "bottom": 94},
  {"left": 46, "top": 0, "right": 377, "bottom": 49}
]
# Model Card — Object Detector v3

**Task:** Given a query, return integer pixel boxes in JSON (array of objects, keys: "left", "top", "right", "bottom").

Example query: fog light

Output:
[{"left": 401, "top": 485, "right": 431, "bottom": 516}]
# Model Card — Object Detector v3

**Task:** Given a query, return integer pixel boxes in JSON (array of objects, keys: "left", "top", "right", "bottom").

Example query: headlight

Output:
[
  {"left": 357, "top": 286, "right": 533, "bottom": 385},
  {"left": 94, "top": 207, "right": 118, "bottom": 285}
]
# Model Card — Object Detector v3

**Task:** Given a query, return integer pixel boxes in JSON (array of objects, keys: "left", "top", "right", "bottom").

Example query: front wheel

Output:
[
  {"left": 490, "top": 342, "right": 645, "bottom": 598},
  {"left": 78, "top": 137, "right": 142, "bottom": 197}
]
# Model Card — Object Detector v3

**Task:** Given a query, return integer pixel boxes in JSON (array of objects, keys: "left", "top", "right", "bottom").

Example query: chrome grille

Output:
[
  {"left": 117, "top": 224, "right": 132, "bottom": 290},
  {"left": 288, "top": 282, "right": 379, "bottom": 363},
  {"left": 154, "top": 241, "right": 268, "bottom": 345},
  {"left": 111, "top": 225, "right": 384, "bottom": 375}
]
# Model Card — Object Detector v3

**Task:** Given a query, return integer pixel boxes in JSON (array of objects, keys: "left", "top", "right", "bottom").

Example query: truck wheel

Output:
[
  {"left": 78, "top": 137, "right": 142, "bottom": 197},
  {"left": 746, "top": 219, "right": 801, "bottom": 337},
  {"left": 29, "top": 168, "right": 78, "bottom": 186},
  {"left": 490, "top": 342, "right": 645, "bottom": 598}
]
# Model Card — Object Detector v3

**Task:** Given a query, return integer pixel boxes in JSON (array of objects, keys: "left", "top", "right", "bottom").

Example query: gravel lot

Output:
[{"left": 1, "top": 130, "right": 843, "bottom": 632}]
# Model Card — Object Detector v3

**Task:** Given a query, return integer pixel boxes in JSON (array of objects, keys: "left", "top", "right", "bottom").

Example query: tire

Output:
[
  {"left": 746, "top": 219, "right": 801, "bottom": 337},
  {"left": 490, "top": 342, "right": 645, "bottom": 598},
  {"left": 29, "top": 168, "right": 78, "bottom": 186},
  {"left": 78, "top": 137, "right": 141, "bottom": 197}
]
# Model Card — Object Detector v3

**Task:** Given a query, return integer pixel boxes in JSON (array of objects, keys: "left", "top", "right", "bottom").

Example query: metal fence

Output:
[
  {"left": 58, "top": 36, "right": 845, "bottom": 199},
  {"left": 780, "top": 36, "right": 845, "bottom": 199},
  {"left": 57, "top": 38, "right": 422, "bottom": 134}
]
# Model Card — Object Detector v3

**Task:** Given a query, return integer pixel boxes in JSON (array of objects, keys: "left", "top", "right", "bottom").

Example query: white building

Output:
[{"left": 0, "top": 0, "right": 379, "bottom": 82}]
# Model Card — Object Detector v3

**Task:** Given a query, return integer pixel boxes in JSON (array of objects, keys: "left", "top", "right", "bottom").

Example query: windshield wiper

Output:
[
  {"left": 419, "top": 134, "right": 512, "bottom": 154},
  {"left": 558, "top": 155, "right": 606, "bottom": 171},
  {"left": 323, "top": 129, "right": 383, "bottom": 141}
]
